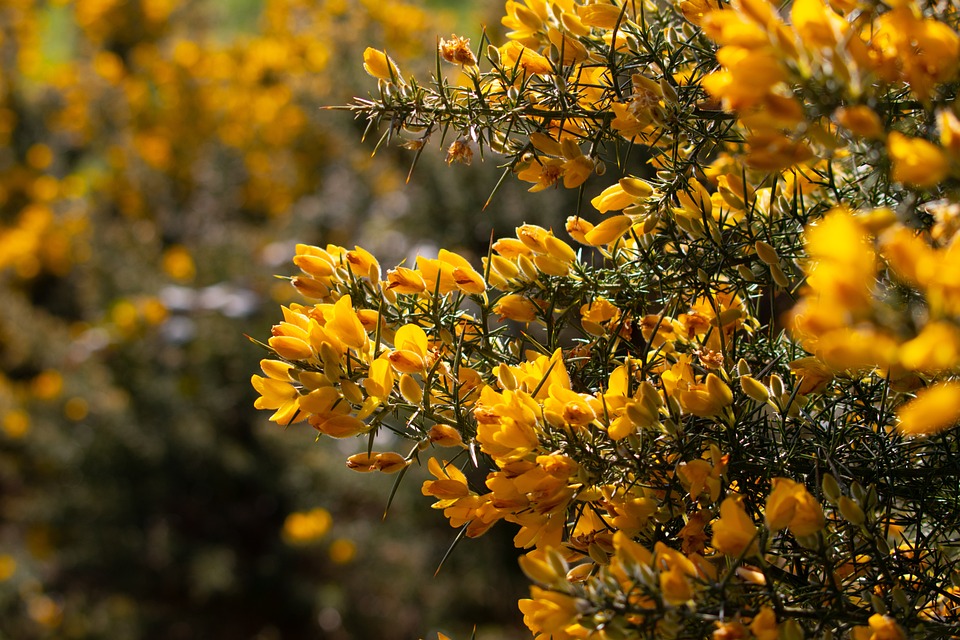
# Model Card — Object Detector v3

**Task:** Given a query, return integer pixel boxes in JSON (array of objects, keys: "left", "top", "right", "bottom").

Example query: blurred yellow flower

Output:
[
  {"left": 887, "top": 132, "right": 949, "bottom": 188},
  {"left": 283, "top": 508, "right": 333, "bottom": 544},
  {"left": 851, "top": 614, "right": 906, "bottom": 640},
  {"left": 162, "top": 245, "right": 196, "bottom": 282},
  {"left": 3, "top": 409, "right": 30, "bottom": 439},
  {"left": 896, "top": 382, "right": 960, "bottom": 436},
  {"left": 328, "top": 538, "right": 356, "bottom": 564},
  {"left": 0, "top": 554, "right": 16, "bottom": 581},
  {"left": 31, "top": 370, "right": 64, "bottom": 400},
  {"left": 750, "top": 606, "right": 779, "bottom": 640},
  {"left": 834, "top": 106, "right": 884, "bottom": 139}
]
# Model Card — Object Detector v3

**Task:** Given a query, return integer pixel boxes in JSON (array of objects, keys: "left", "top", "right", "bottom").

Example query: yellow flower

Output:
[
  {"left": 494, "top": 294, "right": 539, "bottom": 322},
  {"left": 518, "top": 586, "right": 585, "bottom": 639},
  {"left": 896, "top": 382, "right": 960, "bottom": 436},
  {"left": 162, "top": 245, "right": 196, "bottom": 282},
  {"left": 678, "top": 373, "right": 734, "bottom": 418},
  {"left": 590, "top": 179, "right": 646, "bottom": 213},
  {"left": 499, "top": 41, "right": 553, "bottom": 76},
  {"left": 851, "top": 614, "right": 906, "bottom": 640},
  {"left": 474, "top": 387, "right": 542, "bottom": 462},
  {"left": 326, "top": 295, "right": 368, "bottom": 351},
  {"left": 388, "top": 323, "right": 431, "bottom": 373},
  {"left": 362, "top": 47, "right": 400, "bottom": 80},
  {"left": 678, "top": 459, "right": 721, "bottom": 503},
  {"left": 363, "top": 356, "right": 396, "bottom": 399},
  {"left": 679, "top": 0, "right": 724, "bottom": 26},
  {"left": 251, "top": 359, "right": 307, "bottom": 425},
  {"left": 346, "top": 246, "right": 381, "bottom": 283},
  {"left": 744, "top": 131, "right": 813, "bottom": 171},
  {"left": 346, "top": 451, "right": 408, "bottom": 473},
  {"left": 835, "top": 106, "right": 884, "bottom": 139},
  {"left": 788, "top": 357, "right": 834, "bottom": 394},
  {"left": 660, "top": 564, "right": 693, "bottom": 605},
  {"left": 577, "top": 2, "right": 627, "bottom": 29},
  {"left": 765, "top": 477, "right": 825, "bottom": 537},
  {"left": 501, "top": 0, "right": 546, "bottom": 46},
  {"left": 283, "top": 508, "right": 332, "bottom": 544},
  {"left": 750, "top": 606, "right": 779, "bottom": 640},
  {"left": 580, "top": 298, "right": 620, "bottom": 324},
  {"left": 309, "top": 411, "right": 367, "bottom": 439},
  {"left": 899, "top": 321, "right": 960, "bottom": 372},
  {"left": 386, "top": 266, "right": 427, "bottom": 294},
  {"left": 712, "top": 496, "right": 759, "bottom": 558},
  {"left": 887, "top": 132, "right": 949, "bottom": 188},
  {"left": 939, "top": 109, "right": 960, "bottom": 157},
  {"left": 584, "top": 214, "right": 634, "bottom": 246},
  {"left": 0, "top": 555, "right": 16, "bottom": 582}
]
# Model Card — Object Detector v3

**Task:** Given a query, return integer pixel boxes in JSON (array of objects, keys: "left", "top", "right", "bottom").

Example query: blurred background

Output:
[{"left": 0, "top": 0, "right": 573, "bottom": 637}]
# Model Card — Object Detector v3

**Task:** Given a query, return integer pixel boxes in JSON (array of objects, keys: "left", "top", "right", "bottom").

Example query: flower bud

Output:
[
  {"left": 838, "top": 496, "right": 865, "bottom": 525},
  {"left": 780, "top": 619, "right": 805, "bottom": 640},
  {"left": 821, "top": 473, "right": 841, "bottom": 503},
  {"left": 496, "top": 362, "right": 518, "bottom": 391},
  {"left": 399, "top": 373, "right": 423, "bottom": 404},
  {"left": 770, "top": 263, "right": 790, "bottom": 288},
  {"left": 340, "top": 379, "right": 364, "bottom": 405},
  {"left": 770, "top": 374, "right": 785, "bottom": 398},
  {"left": 754, "top": 240, "right": 780, "bottom": 265},
  {"left": 740, "top": 375, "right": 769, "bottom": 403}
]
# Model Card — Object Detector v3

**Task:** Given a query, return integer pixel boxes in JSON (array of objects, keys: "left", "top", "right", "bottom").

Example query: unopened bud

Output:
[
  {"left": 754, "top": 240, "right": 780, "bottom": 265},
  {"left": 891, "top": 585, "right": 910, "bottom": 612},
  {"left": 737, "top": 264, "right": 756, "bottom": 282},
  {"left": 780, "top": 619, "right": 805, "bottom": 640},
  {"left": 659, "top": 77, "right": 678, "bottom": 104},
  {"left": 497, "top": 362, "right": 518, "bottom": 391},
  {"left": 770, "top": 263, "right": 791, "bottom": 288},
  {"left": 740, "top": 375, "right": 770, "bottom": 403},
  {"left": 340, "top": 379, "right": 364, "bottom": 405},
  {"left": 851, "top": 481, "right": 866, "bottom": 503},
  {"left": 399, "top": 373, "right": 423, "bottom": 404},
  {"left": 706, "top": 373, "right": 733, "bottom": 406},
  {"left": 770, "top": 374, "right": 785, "bottom": 398},
  {"left": 517, "top": 253, "right": 540, "bottom": 282},
  {"left": 871, "top": 594, "right": 887, "bottom": 615},
  {"left": 625, "top": 402, "right": 657, "bottom": 428},
  {"left": 838, "top": 496, "right": 865, "bottom": 525},
  {"left": 619, "top": 177, "right": 654, "bottom": 199},
  {"left": 587, "top": 542, "right": 609, "bottom": 565},
  {"left": 821, "top": 473, "right": 841, "bottom": 503},
  {"left": 642, "top": 215, "right": 659, "bottom": 234}
]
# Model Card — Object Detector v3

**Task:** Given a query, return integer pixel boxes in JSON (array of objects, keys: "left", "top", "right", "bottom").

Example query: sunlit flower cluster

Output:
[{"left": 257, "top": 0, "right": 960, "bottom": 637}]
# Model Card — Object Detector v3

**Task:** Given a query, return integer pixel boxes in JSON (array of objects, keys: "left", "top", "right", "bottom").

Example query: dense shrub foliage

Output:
[
  {"left": 1, "top": 1, "right": 544, "bottom": 638},
  {"left": 253, "top": 0, "right": 960, "bottom": 637}
]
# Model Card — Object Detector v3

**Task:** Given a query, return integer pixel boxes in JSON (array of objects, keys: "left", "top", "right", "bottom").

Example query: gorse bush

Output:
[{"left": 252, "top": 0, "right": 960, "bottom": 638}]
